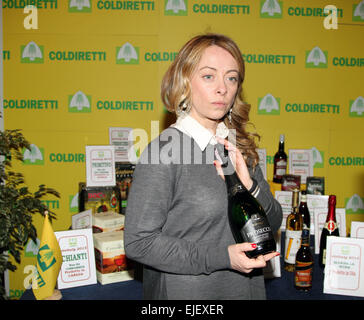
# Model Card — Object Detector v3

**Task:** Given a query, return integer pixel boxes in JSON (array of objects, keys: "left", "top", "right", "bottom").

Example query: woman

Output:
[{"left": 124, "top": 33, "right": 283, "bottom": 300}]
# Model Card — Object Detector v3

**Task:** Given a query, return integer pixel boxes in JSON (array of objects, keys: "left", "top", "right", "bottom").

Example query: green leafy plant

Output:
[{"left": 0, "top": 127, "right": 59, "bottom": 299}]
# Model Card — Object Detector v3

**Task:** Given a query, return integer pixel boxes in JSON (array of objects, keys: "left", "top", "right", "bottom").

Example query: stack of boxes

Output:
[
  {"left": 92, "top": 212, "right": 133, "bottom": 285},
  {"left": 77, "top": 162, "right": 136, "bottom": 285}
]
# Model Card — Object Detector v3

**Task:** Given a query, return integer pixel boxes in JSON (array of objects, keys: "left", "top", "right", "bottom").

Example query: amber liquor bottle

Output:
[{"left": 284, "top": 189, "right": 303, "bottom": 272}]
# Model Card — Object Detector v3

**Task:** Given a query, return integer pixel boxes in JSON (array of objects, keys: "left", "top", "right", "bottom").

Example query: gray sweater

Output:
[{"left": 124, "top": 128, "right": 283, "bottom": 300}]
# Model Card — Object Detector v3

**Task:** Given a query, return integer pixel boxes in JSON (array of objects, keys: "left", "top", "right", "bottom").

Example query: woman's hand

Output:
[
  {"left": 214, "top": 138, "right": 253, "bottom": 190},
  {"left": 228, "top": 243, "right": 279, "bottom": 274}
]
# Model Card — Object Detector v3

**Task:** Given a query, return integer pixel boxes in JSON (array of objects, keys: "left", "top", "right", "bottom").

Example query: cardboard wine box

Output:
[
  {"left": 281, "top": 174, "right": 301, "bottom": 191},
  {"left": 78, "top": 183, "right": 121, "bottom": 214},
  {"left": 92, "top": 211, "right": 125, "bottom": 234},
  {"left": 306, "top": 176, "right": 325, "bottom": 195},
  {"left": 115, "top": 162, "right": 135, "bottom": 214},
  {"left": 93, "top": 230, "right": 134, "bottom": 285}
]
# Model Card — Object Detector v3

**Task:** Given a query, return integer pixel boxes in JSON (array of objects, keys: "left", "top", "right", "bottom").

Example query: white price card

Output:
[
  {"left": 109, "top": 127, "right": 137, "bottom": 163},
  {"left": 275, "top": 191, "right": 292, "bottom": 231},
  {"left": 263, "top": 230, "right": 281, "bottom": 279},
  {"left": 324, "top": 236, "right": 364, "bottom": 298},
  {"left": 257, "top": 148, "right": 267, "bottom": 180},
  {"left": 307, "top": 194, "right": 329, "bottom": 235},
  {"left": 288, "top": 149, "right": 313, "bottom": 184},
  {"left": 86, "top": 145, "right": 115, "bottom": 187},
  {"left": 351, "top": 221, "right": 364, "bottom": 239},
  {"left": 72, "top": 209, "right": 92, "bottom": 230},
  {"left": 314, "top": 208, "right": 346, "bottom": 254},
  {"left": 56, "top": 228, "right": 97, "bottom": 289}
]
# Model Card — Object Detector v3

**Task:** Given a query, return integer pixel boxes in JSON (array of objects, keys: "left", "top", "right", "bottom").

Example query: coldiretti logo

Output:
[
  {"left": 69, "top": 91, "right": 91, "bottom": 113},
  {"left": 258, "top": 94, "right": 280, "bottom": 115},
  {"left": 353, "top": 1, "right": 364, "bottom": 21},
  {"left": 328, "top": 156, "right": 364, "bottom": 166},
  {"left": 305, "top": 46, "right": 328, "bottom": 68},
  {"left": 312, "top": 147, "right": 324, "bottom": 168},
  {"left": 69, "top": 193, "right": 79, "bottom": 213},
  {"left": 116, "top": 42, "right": 139, "bottom": 65},
  {"left": 23, "top": 144, "right": 44, "bottom": 165},
  {"left": 3, "top": 1, "right": 58, "bottom": 9},
  {"left": 69, "top": 0, "right": 92, "bottom": 12},
  {"left": 21, "top": 41, "right": 44, "bottom": 63},
  {"left": 165, "top": 0, "right": 187, "bottom": 16},
  {"left": 260, "top": 0, "right": 283, "bottom": 18},
  {"left": 349, "top": 96, "right": 364, "bottom": 117},
  {"left": 345, "top": 194, "right": 364, "bottom": 214}
]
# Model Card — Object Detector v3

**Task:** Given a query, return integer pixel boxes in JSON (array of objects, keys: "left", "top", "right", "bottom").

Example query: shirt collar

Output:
[{"left": 171, "top": 114, "right": 229, "bottom": 151}]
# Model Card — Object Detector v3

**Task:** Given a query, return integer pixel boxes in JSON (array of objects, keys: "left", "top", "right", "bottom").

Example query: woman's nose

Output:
[{"left": 216, "top": 76, "right": 227, "bottom": 95}]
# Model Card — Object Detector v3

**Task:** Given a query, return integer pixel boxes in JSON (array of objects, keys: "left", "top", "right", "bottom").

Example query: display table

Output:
[{"left": 20, "top": 234, "right": 364, "bottom": 300}]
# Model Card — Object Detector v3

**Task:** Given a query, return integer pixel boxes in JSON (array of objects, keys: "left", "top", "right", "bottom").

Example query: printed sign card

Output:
[
  {"left": 288, "top": 149, "right": 313, "bottom": 184},
  {"left": 324, "top": 236, "right": 364, "bottom": 298},
  {"left": 275, "top": 191, "right": 292, "bottom": 231},
  {"left": 109, "top": 127, "right": 137, "bottom": 163},
  {"left": 72, "top": 209, "right": 92, "bottom": 230},
  {"left": 313, "top": 208, "right": 346, "bottom": 254},
  {"left": 55, "top": 229, "right": 97, "bottom": 289},
  {"left": 307, "top": 194, "right": 329, "bottom": 234},
  {"left": 351, "top": 221, "right": 364, "bottom": 239},
  {"left": 263, "top": 230, "right": 281, "bottom": 279},
  {"left": 257, "top": 148, "right": 267, "bottom": 180},
  {"left": 86, "top": 145, "right": 115, "bottom": 187}
]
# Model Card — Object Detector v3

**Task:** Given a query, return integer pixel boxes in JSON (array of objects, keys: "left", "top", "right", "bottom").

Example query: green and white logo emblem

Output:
[
  {"left": 21, "top": 41, "right": 44, "bottom": 64},
  {"left": 306, "top": 46, "right": 328, "bottom": 68},
  {"left": 69, "top": 0, "right": 92, "bottom": 13},
  {"left": 69, "top": 193, "right": 79, "bottom": 213},
  {"left": 23, "top": 144, "right": 44, "bottom": 165},
  {"left": 69, "top": 91, "right": 91, "bottom": 113},
  {"left": 116, "top": 42, "right": 139, "bottom": 65},
  {"left": 346, "top": 194, "right": 364, "bottom": 214},
  {"left": 349, "top": 96, "right": 364, "bottom": 117},
  {"left": 353, "top": 0, "right": 364, "bottom": 21},
  {"left": 165, "top": 0, "right": 187, "bottom": 16},
  {"left": 25, "top": 238, "right": 40, "bottom": 258},
  {"left": 312, "top": 147, "right": 324, "bottom": 168},
  {"left": 258, "top": 94, "right": 280, "bottom": 115},
  {"left": 260, "top": 0, "right": 283, "bottom": 18}
]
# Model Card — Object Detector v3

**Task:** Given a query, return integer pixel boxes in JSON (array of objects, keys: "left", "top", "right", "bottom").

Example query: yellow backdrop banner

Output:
[{"left": 3, "top": 0, "right": 364, "bottom": 298}]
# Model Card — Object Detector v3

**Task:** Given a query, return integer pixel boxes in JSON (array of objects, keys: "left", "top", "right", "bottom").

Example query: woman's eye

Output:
[
  {"left": 227, "top": 76, "right": 238, "bottom": 82},
  {"left": 202, "top": 75, "right": 213, "bottom": 80}
]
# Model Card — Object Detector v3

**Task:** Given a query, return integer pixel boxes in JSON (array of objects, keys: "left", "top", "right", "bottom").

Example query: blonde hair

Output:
[{"left": 161, "top": 33, "right": 260, "bottom": 168}]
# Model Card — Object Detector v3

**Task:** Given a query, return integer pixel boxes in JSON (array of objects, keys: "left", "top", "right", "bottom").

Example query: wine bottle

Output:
[
  {"left": 215, "top": 143, "right": 276, "bottom": 259},
  {"left": 299, "top": 191, "right": 310, "bottom": 235},
  {"left": 294, "top": 191, "right": 313, "bottom": 290},
  {"left": 319, "top": 195, "right": 339, "bottom": 268},
  {"left": 273, "top": 134, "right": 287, "bottom": 183},
  {"left": 284, "top": 189, "right": 302, "bottom": 272}
]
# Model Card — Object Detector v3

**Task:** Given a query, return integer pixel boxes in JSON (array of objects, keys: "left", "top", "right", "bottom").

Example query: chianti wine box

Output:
[
  {"left": 78, "top": 182, "right": 121, "bottom": 214},
  {"left": 93, "top": 230, "right": 134, "bottom": 285},
  {"left": 92, "top": 211, "right": 125, "bottom": 233},
  {"left": 115, "top": 162, "right": 135, "bottom": 214}
]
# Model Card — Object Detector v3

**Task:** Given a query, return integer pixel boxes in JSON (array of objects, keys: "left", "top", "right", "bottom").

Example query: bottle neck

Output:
[
  {"left": 301, "top": 229, "right": 310, "bottom": 246},
  {"left": 278, "top": 141, "right": 285, "bottom": 152},
  {"left": 223, "top": 169, "right": 247, "bottom": 196},
  {"left": 215, "top": 143, "right": 247, "bottom": 195},
  {"left": 326, "top": 204, "right": 336, "bottom": 222}
]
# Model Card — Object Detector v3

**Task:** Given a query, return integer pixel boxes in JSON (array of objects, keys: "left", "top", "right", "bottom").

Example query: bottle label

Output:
[
  {"left": 284, "top": 230, "right": 302, "bottom": 264},
  {"left": 295, "top": 261, "right": 313, "bottom": 287},
  {"left": 324, "top": 220, "right": 338, "bottom": 233},
  {"left": 275, "top": 160, "right": 287, "bottom": 176},
  {"left": 241, "top": 214, "right": 273, "bottom": 244}
]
